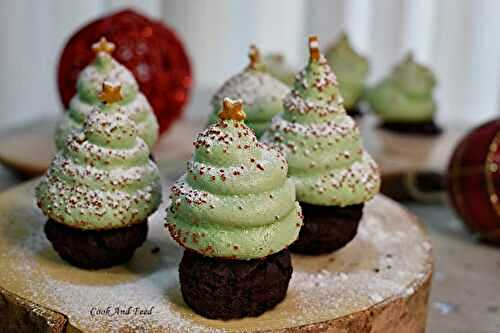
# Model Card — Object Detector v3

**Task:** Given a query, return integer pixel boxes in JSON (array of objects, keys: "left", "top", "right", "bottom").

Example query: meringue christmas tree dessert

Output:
[
  {"left": 36, "top": 82, "right": 162, "bottom": 269},
  {"left": 208, "top": 45, "right": 290, "bottom": 138},
  {"left": 262, "top": 36, "right": 380, "bottom": 255},
  {"left": 366, "top": 53, "right": 441, "bottom": 135},
  {"left": 55, "top": 37, "right": 159, "bottom": 151},
  {"left": 166, "top": 98, "right": 303, "bottom": 319},
  {"left": 325, "top": 32, "right": 369, "bottom": 116}
]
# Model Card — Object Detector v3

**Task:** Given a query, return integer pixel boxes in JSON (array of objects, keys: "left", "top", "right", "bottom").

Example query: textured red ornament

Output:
[
  {"left": 57, "top": 9, "right": 192, "bottom": 134},
  {"left": 447, "top": 119, "right": 500, "bottom": 243}
]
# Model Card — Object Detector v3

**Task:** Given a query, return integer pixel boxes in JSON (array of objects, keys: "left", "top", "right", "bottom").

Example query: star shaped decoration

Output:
[
  {"left": 98, "top": 82, "right": 122, "bottom": 104},
  {"left": 92, "top": 37, "right": 116, "bottom": 55},
  {"left": 218, "top": 97, "right": 246, "bottom": 121},
  {"left": 309, "top": 35, "right": 320, "bottom": 62}
]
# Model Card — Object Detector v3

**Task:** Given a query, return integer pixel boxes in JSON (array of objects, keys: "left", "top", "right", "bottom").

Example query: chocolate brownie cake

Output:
[
  {"left": 179, "top": 249, "right": 292, "bottom": 319},
  {"left": 45, "top": 219, "right": 148, "bottom": 269},
  {"left": 165, "top": 98, "right": 303, "bottom": 319},
  {"left": 36, "top": 82, "right": 161, "bottom": 269},
  {"left": 262, "top": 36, "right": 380, "bottom": 255},
  {"left": 290, "top": 203, "right": 364, "bottom": 255}
]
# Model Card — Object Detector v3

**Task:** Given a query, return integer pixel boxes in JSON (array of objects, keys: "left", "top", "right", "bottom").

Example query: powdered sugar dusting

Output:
[{"left": 0, "top": 181, "right": 432, "bottom": 332}]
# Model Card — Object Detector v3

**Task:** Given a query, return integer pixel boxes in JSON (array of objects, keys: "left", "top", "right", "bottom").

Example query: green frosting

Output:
[
  {"left": 325, "top": 33, "right": 369, "bottom": 110},
  {"left": 36, "top": 102, "right": 162, "bottom": 230},
  {"left": 207, "top": 53, "right": 290, "bottom": 138},
  {"left": 262, "top": 40, "right": 380, "bottom": 207},
  {"left": 263, "top": 53, "right": 296, "bottom": 87},
  {"left": 366, "top": 53, "right": 437, "bottom": 123},
  {"left": 55, "top": 52, "right": 159, "bottom": 150},
  {"left": 166, "top": 117, "right": 303, "bottom": 260}
]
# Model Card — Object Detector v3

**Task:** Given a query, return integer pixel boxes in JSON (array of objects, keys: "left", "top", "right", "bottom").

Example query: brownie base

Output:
[
  {"left": 44, "top": 219, "right": 148, "bottom": 269},
  {"left": 179, "top": 249, "right": 292, "bottom": 320},
  {"left": 290, "top": 202, "right": 364, "bottom": 255},
  {"left": 380, "top": 120, "right": 443, "bottom": 136}
]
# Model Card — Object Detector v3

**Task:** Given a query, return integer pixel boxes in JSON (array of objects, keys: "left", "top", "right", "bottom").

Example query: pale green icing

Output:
[
  {"left": 366, "top": 53, "right": 437, "bottom": 123},
  {"left": 262, "top": 50, "right": 380, "bottom": 207},
  {"left": 263, "top": 53, "right": 296, "bottom": 87},
  {"left": 208, "top": 67, "right": 290, "bottom": 138},
  {"left": 37, "top": 103, "right": 162, "bottom": 230},
  {"left": 55, "top": 53, "right": 159, "bottom": 150},
  {"left": 166, "top": 119, "right": 302, "bottom": 259},
  {"left": 325, "top": 33, "right": 369, "bottom": 110}
]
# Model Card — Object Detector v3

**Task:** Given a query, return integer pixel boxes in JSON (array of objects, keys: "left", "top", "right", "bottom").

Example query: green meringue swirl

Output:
[
  {"left": 208, "top": 61, "right": 290, "bottom": 138},
  {"left": 366, "top": 53, "right": 437, "bottom": 123},
  {"left": 166, "top": 119, "right": 302, "bottom": 260},
  {"left": 55, "top": 52, "right": 159, "bottom": 150},
  {"left": 325, "top": 33, "right": 369, "bottom": 110},
  {"left": 262, "top": 50, "right": 380, "bottom": 207},
  {"left": 37, "top": 103, "right": 162, "bottom": 230}
]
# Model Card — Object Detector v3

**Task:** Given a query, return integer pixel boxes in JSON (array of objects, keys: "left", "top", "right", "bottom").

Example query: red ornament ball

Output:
[
  {"left": 447, "top": 119, "right": 500, "bottom": 243},
  {"left": 57, "top": 9, "right": 192, "bottom": 134}
]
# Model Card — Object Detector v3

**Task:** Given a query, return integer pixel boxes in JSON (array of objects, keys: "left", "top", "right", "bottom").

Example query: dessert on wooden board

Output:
[
  {"left": 166, "top": 97, "right": 303, "bottom": 319},
  {"left": 0, "top": 18, "right": 437, "bottom": 329},
  {"left": 1, "top": 97, "right": 432, "bottom": 331},
  {"left": 36, "top": 82, "right": 162, "bottom": 269},
  {"left": 55, "top": 37, "right": 159, "bottom": 152},
  {"left": 207, "top": 45, "right": 290, "bottom": 138},
  {"left": 366, "top": 53, "right": 441, "bottom": 136},
  {"left": 0, "top": 178, "right": 433, "bottom": 332},
  {"left": 262, "top": 36, "right": 380, "bottom": 255}
]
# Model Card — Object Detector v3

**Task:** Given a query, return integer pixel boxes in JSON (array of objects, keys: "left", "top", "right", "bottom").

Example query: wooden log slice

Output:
[{"left": 0, "top": 167, "right": 433, "bottom": 332}]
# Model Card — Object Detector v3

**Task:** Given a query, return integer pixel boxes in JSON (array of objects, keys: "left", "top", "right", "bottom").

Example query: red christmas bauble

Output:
[
  {"left": 447, "top": 119, "right": 500, "bottom": 243},
  {"left": 57, "top": 9, "right": 192, "bottom": 134}
]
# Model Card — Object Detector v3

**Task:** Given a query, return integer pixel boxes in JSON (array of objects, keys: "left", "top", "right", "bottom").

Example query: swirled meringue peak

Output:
[
  {"left": 167, "top": 98, "right": 303, "bottom": 260},
  {"left": 55, "top": 37, "right": 158, "bottom": 151},
  {"left": 325, "top": 32, "right": 369, "bottom": 109},
  {"left": 262, "top": 36, "right": 380, "bottom": 207},
  {"left": 36, "top": 84, "right": 162, "bottom": 230},
  {"left": 208, "top": 45, "right": 290, "bottom": 138},
  {"left": 366, "top": 53, "right": 437, "bottom": 123}
]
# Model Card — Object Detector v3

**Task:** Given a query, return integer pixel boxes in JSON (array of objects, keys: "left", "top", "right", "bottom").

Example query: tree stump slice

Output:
[{"left": 0, "top": 166, "right": 433, "bottom": 332}]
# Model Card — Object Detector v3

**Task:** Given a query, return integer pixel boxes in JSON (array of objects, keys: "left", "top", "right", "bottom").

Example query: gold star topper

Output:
[
  {"left": 98, "top": 82, "right": 122, "bottom": 104},
  {"left": 92, "top": 37, "right": 115, "bottom": 55},
  {"left": 309, "top": 35, "right": 320, "bottom": 62},
  {"left": 248, "top": 44, "right": 261, "bottom": 70},
  {"left": 218, "top": 97, "right": 246, "bottom": 121}
]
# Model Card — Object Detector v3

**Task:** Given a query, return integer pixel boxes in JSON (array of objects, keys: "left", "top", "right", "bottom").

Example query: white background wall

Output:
[{"left": 1, "top": 0, "right": 499, "bottom": 129}]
